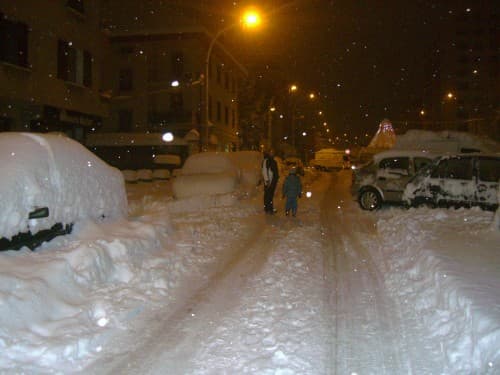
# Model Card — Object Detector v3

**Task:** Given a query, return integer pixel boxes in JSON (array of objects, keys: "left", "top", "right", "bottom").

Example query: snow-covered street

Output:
[{"left": 0, "top": 170, "right": 499, "bottom": 374}]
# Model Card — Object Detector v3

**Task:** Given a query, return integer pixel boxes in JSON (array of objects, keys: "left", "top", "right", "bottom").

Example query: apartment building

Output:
[
  {"left": 0, "top": 0, "right": 108, "bottom": 143},
  {"left": 1, "top": 0, "right": 247, "bottom": 162}
]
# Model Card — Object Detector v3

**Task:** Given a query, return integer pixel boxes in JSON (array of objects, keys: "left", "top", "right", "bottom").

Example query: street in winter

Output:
[
  {"left": 1, "top": 1, "right": 499, "bottom": 373},
  {"left": 0, "top": 136, "right": 499, "bottom": 373}
]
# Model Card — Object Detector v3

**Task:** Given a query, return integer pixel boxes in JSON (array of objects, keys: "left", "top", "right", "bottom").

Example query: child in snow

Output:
[{"left": 282, "top": 166, "right": 302, "bottom": 217}]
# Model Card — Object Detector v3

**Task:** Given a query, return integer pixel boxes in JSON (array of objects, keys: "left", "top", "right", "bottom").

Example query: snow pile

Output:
[
  {"left": 394, "top": 129, "right": 500, "bottom": 153},
  {"left": 494, "top": 188, "right": 500, "bottom": 231},
  {"left": 0, "top": 199, "right": 174, "bottom": 372},
  {"left": 374, "top": 207, "right": 500, "bottom": 373},
  {"left": 0, "top": 166, "right": 498, "bottom": 373},
  {"left": 0, "top": 133, "right": 127, "bottom": 240}
]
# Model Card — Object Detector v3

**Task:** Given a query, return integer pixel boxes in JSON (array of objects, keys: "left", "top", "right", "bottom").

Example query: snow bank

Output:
[
  {"left": 374, "top": 207, "right": 500, "bottom": 373},
  {"left": 494, "top": 188, "right": 500, "bottom": 231},
  {"left": 394, "top": 130, "right": 500, "bottom": 153},
  {"left": 0, "top": 133, "right": 127, "bottom": 241}
]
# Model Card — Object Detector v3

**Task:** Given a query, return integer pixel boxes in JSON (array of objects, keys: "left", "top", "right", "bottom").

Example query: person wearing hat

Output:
[
  {"left": 262, "top": 149, "right": 279, "bottom": 214},
  {"left": 282, "top": 166, "right": 302, "bottom": 217}
]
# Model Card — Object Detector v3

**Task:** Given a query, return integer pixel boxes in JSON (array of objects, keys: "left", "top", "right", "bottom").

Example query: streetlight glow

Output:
[
  {"left": 162, "top": 132, "right": 174, "bottom": 142},
  {"left": 203, "top": 7, "right": 262, "bottom": 150},
  {"left": 242, "top": 9, "right": 261, "bottom": 28}
]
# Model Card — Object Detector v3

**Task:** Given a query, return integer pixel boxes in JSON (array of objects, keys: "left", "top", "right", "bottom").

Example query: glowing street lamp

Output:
[
  {"left": 203, "top": 7, "right": 261, "bottom": 150},
  {"left": 162, "top": 132, "right": 174, "bottom": 143},
  {"left": 242, "top": 9, "right": 261, "bottom": 28}
]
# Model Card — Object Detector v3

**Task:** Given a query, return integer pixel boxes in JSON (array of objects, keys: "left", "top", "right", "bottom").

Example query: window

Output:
[
  {"left": 0, "top": 16, "right": 29, "bottom": 67},
  {"left": 119, "top": 68, "right": 133, "bottom": 91},
  {"left": 118, "top": 110, "right": 132, "bottom": 132},
  {"left": 414, "top": 157, "right": 433, "bottom": 171},
  {"left": 0, "top": 116, "right": 13, "bottom": 131},
  {"left": 431, "top": 157, "right": 473, "bottom": 180},
  {"left": 67, "top": 0, "right": 85, "bottom": 14},
  {"left": 57, "top": 39, "right": 92, "bottom": 87},
  {"left": 477, "top": 158, "right": 500, "bottom": 182},
  {"left": 224, "top": 106, "right": 229, "bottom": 125},
  {"left": 224, "top": 72, "right": 229, "bottom": 89},
  {"left": 379, "top": 157, "right": 409, "bottom": 171}
]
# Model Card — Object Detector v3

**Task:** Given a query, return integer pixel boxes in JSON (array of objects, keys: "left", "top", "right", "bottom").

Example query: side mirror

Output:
[{"left": 29, "top": 207, "right": 49, "bottom": 219}]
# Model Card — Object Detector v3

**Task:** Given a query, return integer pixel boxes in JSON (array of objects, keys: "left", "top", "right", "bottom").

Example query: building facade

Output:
[
  {"left": 1, "top": 0, "right": 247, "bottom": 161},
  {"left": 0, "top": 0, "right": 108, "bottom": 143}
]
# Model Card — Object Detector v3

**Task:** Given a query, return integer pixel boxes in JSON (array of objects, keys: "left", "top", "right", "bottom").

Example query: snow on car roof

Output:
[{"left": 372, "top": 149, "right": 438, "bottom": 162}]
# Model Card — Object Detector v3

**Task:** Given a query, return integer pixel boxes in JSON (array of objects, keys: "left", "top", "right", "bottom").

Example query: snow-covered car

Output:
[
  {"left": 404, "top": 154, "right": 500, "bottom": 211},
  {"left": 171, "top": 151, "right": 262, "bottom": 199},
  {"left": 351, "top": 150, "right": 437, "bottom": 210},
  {"left": 0, "top": 132, "right": 128, "bottom": 251}
]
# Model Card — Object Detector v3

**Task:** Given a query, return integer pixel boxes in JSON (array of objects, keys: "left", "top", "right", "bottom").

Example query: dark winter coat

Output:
[
  {"left": 262, "top": 156, "right": 279, "bottom": 186},
  {"left": 282, "top": 173, "right": 302, "bottom": 198}
]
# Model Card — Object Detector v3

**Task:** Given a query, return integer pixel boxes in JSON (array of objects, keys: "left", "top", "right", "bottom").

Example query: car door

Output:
[
  {"left": 428, "top": 156, "right": 475, "bottom": 207},
  {"left": 474, "top": 157, "right": 500, "bottom": 209},
  {"left": 376, "top": 157, "right": 411, "bottom": 202}
]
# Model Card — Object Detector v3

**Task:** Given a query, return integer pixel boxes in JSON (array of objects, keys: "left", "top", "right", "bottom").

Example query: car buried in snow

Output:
[
  {"left": 403, "top": 153, "right": 500, "bottom": 211},
  {"left": 0, "top": 132, "right": 128, "bottom": 251},
  {"left": 351, "top": 150, "right": 437, "bottom": 210}
]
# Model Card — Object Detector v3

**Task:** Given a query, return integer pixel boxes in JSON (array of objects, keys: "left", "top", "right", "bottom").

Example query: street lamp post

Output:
[{"left": 202, "top": 9, "right": 261, "bottom": 151}]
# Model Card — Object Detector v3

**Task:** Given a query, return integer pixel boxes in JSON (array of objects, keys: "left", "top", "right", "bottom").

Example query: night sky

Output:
[{"left": 197, "top": 0, "right": 468, "bottom": 140}]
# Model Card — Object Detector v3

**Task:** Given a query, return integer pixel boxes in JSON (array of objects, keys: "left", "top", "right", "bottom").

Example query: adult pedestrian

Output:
[{"left": 262, "top": 149, "right": 279, "bottom": 214}]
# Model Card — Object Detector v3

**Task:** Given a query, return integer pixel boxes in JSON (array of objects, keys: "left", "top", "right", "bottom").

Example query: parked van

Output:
[{"left": 404, "top": 154, "right": 500, "bottom": 211}]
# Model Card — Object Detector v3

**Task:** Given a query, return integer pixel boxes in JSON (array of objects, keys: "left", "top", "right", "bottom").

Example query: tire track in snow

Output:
[
  {"left": 90, "top": 203, "right": 315, "bottom": 374},
  {"left": 320, "top": 171, "right": 411, "bottom": 374}
]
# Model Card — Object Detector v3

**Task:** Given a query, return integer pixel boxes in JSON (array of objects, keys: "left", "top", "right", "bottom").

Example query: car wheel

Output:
[{"left": 359, "top": 188, "right": 382, "bottom": 210}]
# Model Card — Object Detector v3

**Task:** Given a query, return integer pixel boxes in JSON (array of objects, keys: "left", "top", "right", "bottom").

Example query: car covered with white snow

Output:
[
  {"left": 351, "top": 150, "right": 437, "bottom": 210},
  {"left": 0, "top": 132, "right": 128, "bottom": 251},
  {"left": 404, "top": 153, "right": 500, "bottom": 211},
  {"left": 171, "top": 151, "right": 262, "bottom": 199}
]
